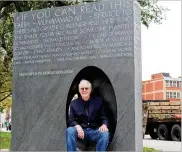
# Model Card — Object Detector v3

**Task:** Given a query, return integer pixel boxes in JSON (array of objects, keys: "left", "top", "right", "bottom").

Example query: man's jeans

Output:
[{"left": 66, "top": 127, "right": 109, "bottom": 151}]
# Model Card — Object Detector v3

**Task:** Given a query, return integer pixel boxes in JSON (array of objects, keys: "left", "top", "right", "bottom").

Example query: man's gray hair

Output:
[{"left": 78, "top": 79, "right": 92, "bottom": 89}]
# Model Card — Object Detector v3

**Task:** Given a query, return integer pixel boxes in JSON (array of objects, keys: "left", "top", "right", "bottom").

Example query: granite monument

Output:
[{"left": 12, "top": 0, "right": 142, "bottom": 151}]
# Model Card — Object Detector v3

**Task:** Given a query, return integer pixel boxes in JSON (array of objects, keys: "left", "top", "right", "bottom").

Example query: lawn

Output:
[
  {"left": 0, "top": 132, "right": 159, "bottom": 151},
  {"left": 143, "top": 147, "right": 160, "bottom": 152},
  {"left": 0, "top": 132, "right": 11, "bottom": 149}
]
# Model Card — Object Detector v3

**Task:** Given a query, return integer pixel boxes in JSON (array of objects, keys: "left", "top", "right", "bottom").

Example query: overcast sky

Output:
[{"left": 141, "top": 1, "right": 181, "bottom": 80}]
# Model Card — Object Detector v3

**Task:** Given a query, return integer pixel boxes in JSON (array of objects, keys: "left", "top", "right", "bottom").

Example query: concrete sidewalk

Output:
[
  {"left": 0, "top": 127, "right": 11, "bottom": 132},
  {"left": 143, "top": 135, "right": 181, "bottom": 152}
]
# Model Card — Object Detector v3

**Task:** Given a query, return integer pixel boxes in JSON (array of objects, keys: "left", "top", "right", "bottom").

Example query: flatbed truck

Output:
[{"left": 143, "top": 100, "right": 181, "bottom": 141}]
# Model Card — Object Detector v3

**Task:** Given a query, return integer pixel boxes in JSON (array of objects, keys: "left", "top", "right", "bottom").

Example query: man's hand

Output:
[
  {"left": 99, "top": 124, "right": 108, "bottom": 132},
  {"left": 75, "top": 125, "right": 84, "bottom": 139}
]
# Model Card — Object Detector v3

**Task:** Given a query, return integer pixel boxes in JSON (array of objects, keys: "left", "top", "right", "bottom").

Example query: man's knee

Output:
[
  {"left": 66, "top": 127, "right": 77, "bottom": 136},
  {"left": 100, "top": 131, "right": 110, "bottom": 139}
]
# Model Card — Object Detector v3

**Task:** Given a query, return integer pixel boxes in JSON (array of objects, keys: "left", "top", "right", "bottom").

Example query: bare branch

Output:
[{"left": 0, "top": 92, "right": 12, "bottom": 102}]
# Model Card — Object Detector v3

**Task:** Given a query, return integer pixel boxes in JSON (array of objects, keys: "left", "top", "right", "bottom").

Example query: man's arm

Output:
[
  {"left": 68, "top": 103, "right": 78, "bottom": 126},
  {"left": 68, "top": 102, "right": 84, "bottom": 139},
  {"left": 99, "top": 101, "right": 109, "bottom": 132},
  {"left": 100, "top": 102, "right": 109, "bottom": 127}
]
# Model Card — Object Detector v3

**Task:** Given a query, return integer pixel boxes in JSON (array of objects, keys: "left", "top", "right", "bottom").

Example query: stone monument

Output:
[{"left": 12, "top": 0, "right": 142, "bottom": 151}]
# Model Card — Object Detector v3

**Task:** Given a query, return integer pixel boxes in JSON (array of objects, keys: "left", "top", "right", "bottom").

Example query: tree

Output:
[
  {"left": 0, "top": 0, "right": 167, "bottom": 108},
  {"left": 139, "top": 0, "right": 168, "bottom": 27},
  {"left": 0, "top": 53, "right": 12, "bottom": 112}
]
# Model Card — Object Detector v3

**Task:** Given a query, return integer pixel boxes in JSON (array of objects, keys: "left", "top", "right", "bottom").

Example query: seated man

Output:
[{"left": 66, "top": 79, "right": 109, "bottom": 151}]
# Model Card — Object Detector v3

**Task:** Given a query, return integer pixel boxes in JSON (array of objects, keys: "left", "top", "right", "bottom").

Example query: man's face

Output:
[{"left": 79, "top": 83, "right": 91, "bottom": 99}]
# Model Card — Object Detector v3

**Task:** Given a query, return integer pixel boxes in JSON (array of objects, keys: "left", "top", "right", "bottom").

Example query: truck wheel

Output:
[
  {"left": 149, "top": 131, "right": 158, "bottom": 139},
  {"left": 171, "top": 124, "right": 181, "bottom": 141},
  {"left": 157, "top": 124, "right": 169, "bottom": 140}
]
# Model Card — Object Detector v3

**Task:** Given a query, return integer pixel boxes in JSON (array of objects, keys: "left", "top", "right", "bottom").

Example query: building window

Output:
[
  {"left": 166, "top": 80, "right": 181, "bottom": 87},
  {"left": 177, "top": 81, "right": 181, "bottom": 87},
  {"left": 170, "top": 81, "right": 173, "bottom": 87},
  {"left": 166, "top": 92, "right": 169, "bottom": 98},
  {"left": 166, "top": 80, "right": 170, "bottom": 87},
  {"left": 177, "top": 92, "right": 180, "bottom": 98},
  {"left": 173, "top": 81, "right": 177, "bottom": 87},
  {"left": 170, "top": 92, "right": 172, "bottom": 98},
  {"left": 177, "top": 81, "right": 179, "bottom": 87},
  {"left": 167, "top": 91, "right": 181, "bottom": 99},
  {"left": 173, "top": 92, "right": 177, "bottom": 98}
]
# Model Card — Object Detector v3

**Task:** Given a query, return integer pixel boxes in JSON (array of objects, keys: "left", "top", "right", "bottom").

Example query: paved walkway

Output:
[
  {"left": 143, "top": 135, "right": 181, "bottom": 152},
  {"left": 0, "top": 127, "right": 11, "bottom": 132}
]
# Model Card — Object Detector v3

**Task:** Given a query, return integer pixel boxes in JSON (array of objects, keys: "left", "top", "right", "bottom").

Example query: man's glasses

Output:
[{"left": 80, "top": 87, "right": 89, "bottom": 91}]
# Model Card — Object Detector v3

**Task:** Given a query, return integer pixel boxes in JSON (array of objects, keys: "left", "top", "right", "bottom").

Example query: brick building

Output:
[{"left": 142, "top": 73, "right": 181, "bottom": 101}]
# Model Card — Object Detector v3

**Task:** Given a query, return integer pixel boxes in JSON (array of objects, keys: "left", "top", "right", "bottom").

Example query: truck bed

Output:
[
  {"left": 142, "top": 101, "right": 181, "bottom": 137},
  {"left": 147, "top": 101, "right": 181, "bottom": 122}
]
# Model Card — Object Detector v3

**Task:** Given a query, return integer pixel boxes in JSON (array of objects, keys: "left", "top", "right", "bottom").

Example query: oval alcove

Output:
[{"left": 66, "top": 66, "right": 117, "bottom": 151}]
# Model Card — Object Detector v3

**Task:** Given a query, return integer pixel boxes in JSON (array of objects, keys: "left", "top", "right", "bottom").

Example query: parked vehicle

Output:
[{"left": 143, "top": 100, "right": 181, "bottom": 141}]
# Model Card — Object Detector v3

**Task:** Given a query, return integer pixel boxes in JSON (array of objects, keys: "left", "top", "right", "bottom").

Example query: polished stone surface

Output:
[{"left": 12, "top": 0, "right": 142, "bottom": 151}]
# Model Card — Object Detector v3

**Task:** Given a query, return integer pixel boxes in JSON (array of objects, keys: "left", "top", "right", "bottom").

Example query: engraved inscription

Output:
[{"left": 14, "top": 0, "right": 134, "bottom": 74}]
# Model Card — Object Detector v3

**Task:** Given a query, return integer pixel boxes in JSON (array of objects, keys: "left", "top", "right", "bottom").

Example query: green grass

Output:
[
  {"left": 143, "top": 147, "right": 160, "bottom": 152},
  {"left": 0, "top": 132, "right": 159, "bottom": 152},
  {"left": 0, "top": 132, "right": 11, "bottom": 149}
]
